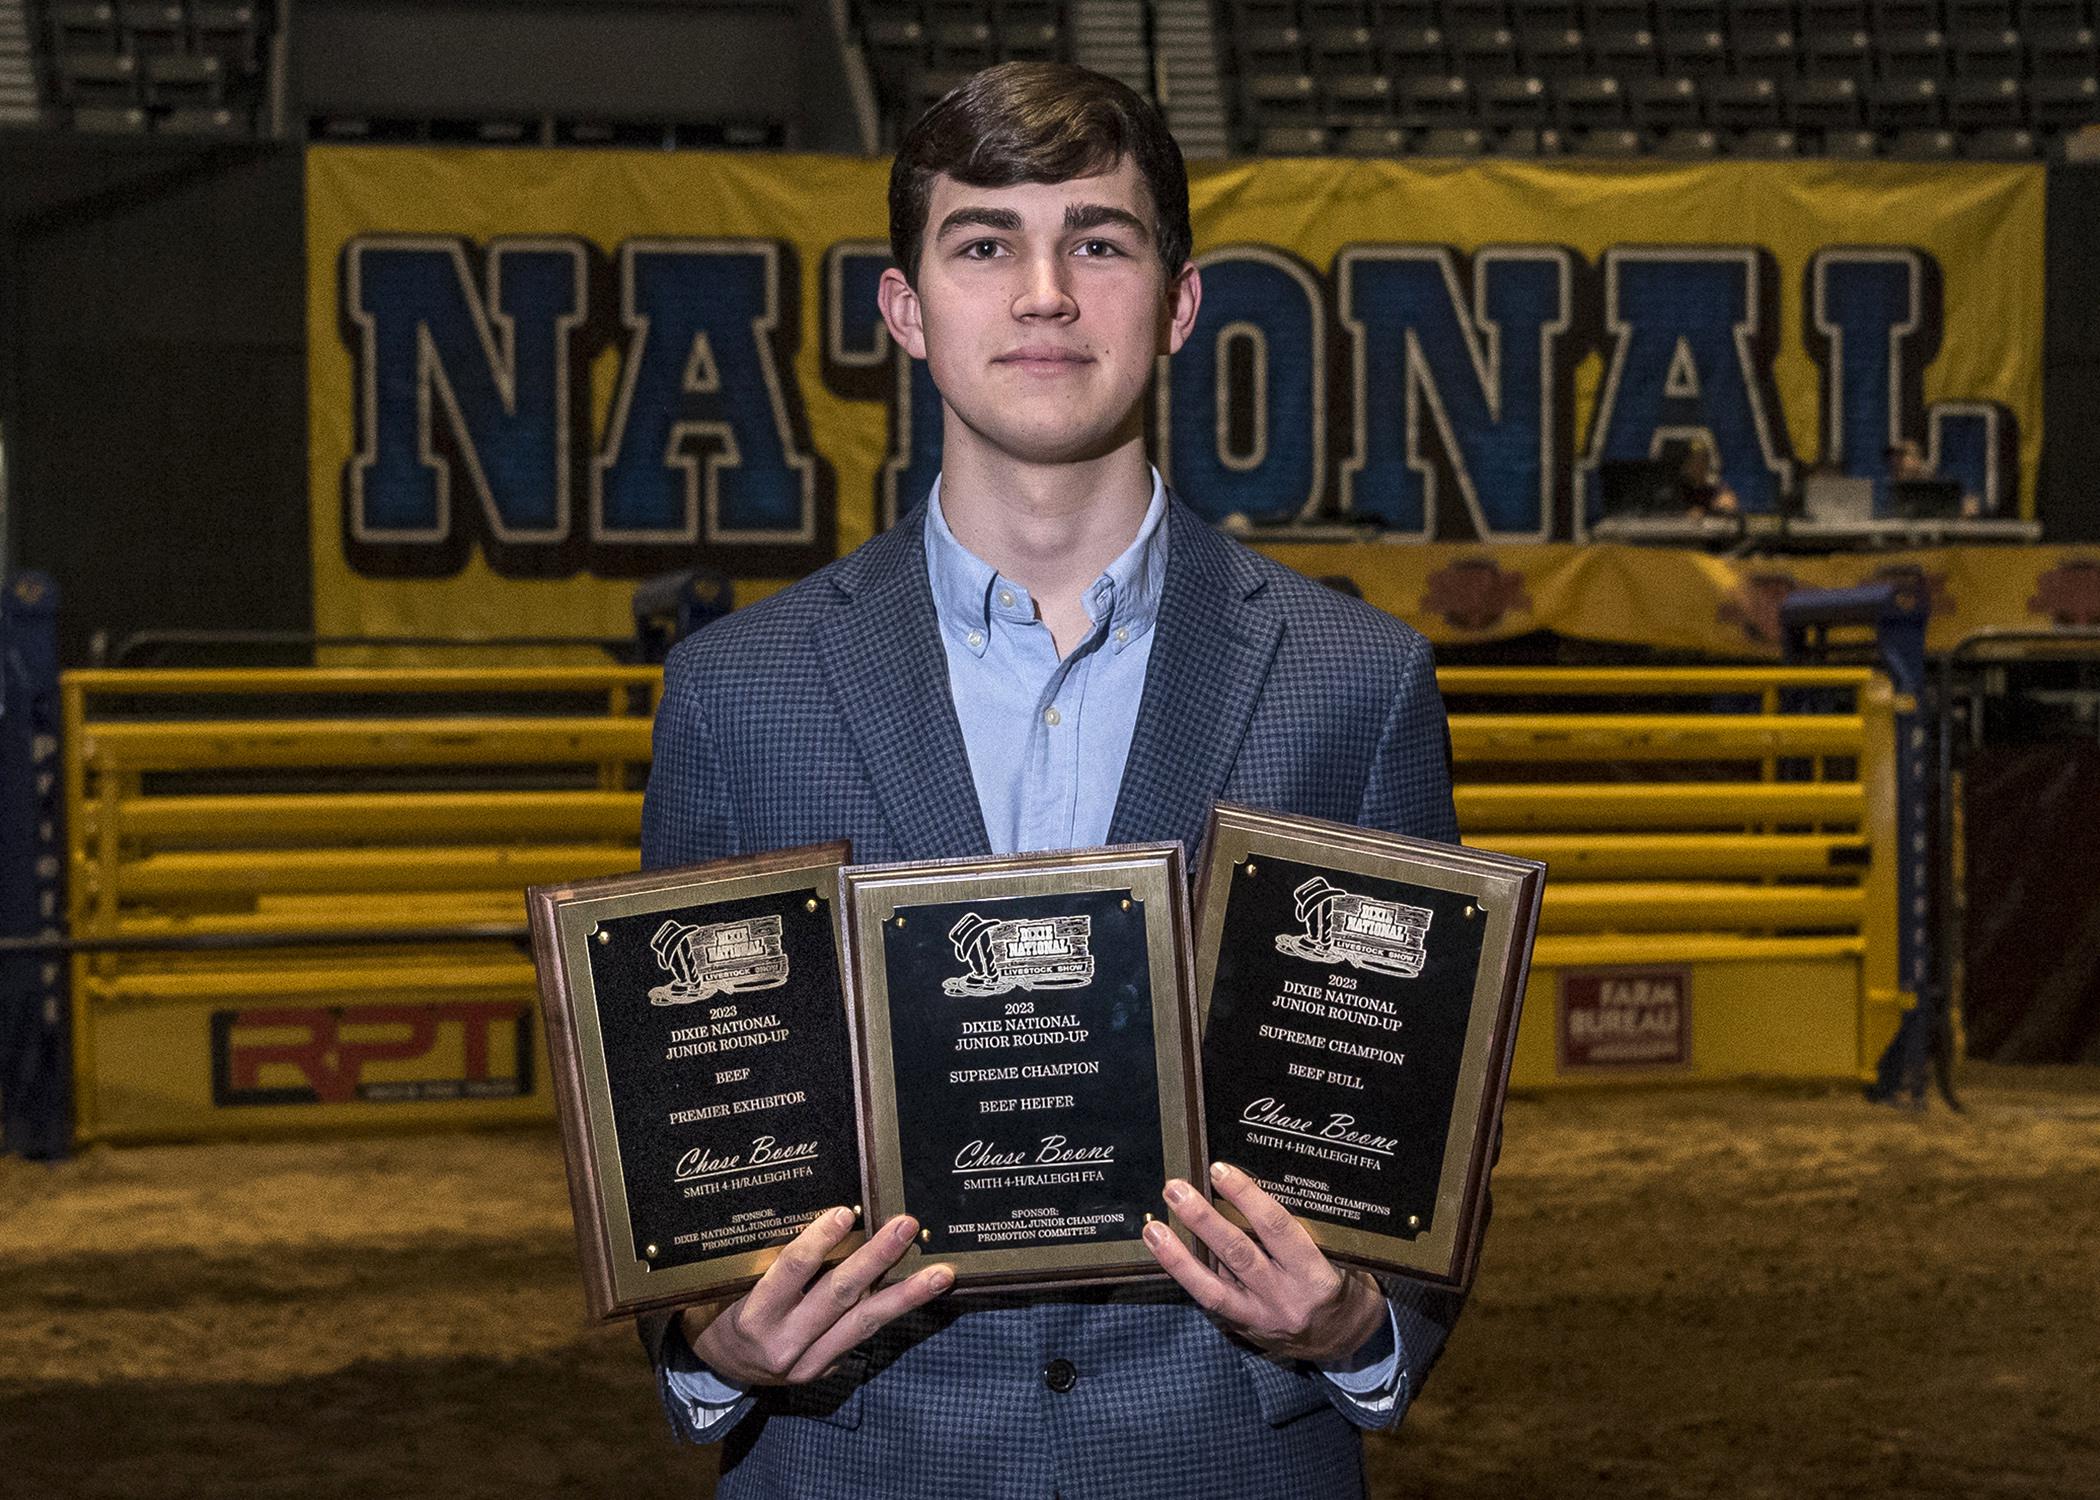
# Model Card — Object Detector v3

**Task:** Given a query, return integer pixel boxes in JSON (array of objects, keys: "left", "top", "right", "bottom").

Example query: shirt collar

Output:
[{"left": 922, "top": 468, "right": 1169, "bottom": 658}]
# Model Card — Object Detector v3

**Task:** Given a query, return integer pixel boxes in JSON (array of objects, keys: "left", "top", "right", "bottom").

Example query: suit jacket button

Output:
[{"left": 1043, "top": 1358, "right": 1077, "bottom": 1393}]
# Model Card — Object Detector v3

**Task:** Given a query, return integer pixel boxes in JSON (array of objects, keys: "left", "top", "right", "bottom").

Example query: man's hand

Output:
[
  {"left": 1142, "top": 1161, "right": 1387, "bottom": 1365},
  {"left": 680, "top": 1206, "right": 955, "bottom": 1386}
]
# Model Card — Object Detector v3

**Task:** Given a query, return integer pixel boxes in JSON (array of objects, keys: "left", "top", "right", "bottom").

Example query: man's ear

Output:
[
  {"left": 878, "top": 267, "right": 928, "bottom": 362},
  {"left": 1162, "top": 260, "right": 1203, "bottom": 357}
]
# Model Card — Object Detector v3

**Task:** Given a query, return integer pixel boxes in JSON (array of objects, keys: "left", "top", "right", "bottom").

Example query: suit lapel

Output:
[
  {"left": 1107, "top": 496, "right": 1282, "bottom": 853},
  {"left": 813, "top": 509, "right": 992, "bottom": 861}
]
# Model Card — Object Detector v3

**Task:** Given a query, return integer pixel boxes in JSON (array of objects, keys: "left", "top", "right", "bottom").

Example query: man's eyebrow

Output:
[
  {"left": 1063, "top": 203, "right": 1149, "bottom": 237},
  {"left": 935, "top": 206, "right": 1024, "bottom": 240}
]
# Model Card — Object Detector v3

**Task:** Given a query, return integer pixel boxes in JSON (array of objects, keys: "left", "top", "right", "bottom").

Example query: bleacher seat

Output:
[
  {"left": 932, "top": 20, "right": 997, "bottom": 67},
  {"left": 1572, "top": 124, "right": 1646, "bottom": 151},
  {"left": 1804, "top": 27, "right": 1873, "bottom": 74},
  {"left": 1657, "top": 0, "right": 1723, "bottom": 28},
  {"left": 2029, "top": 74, "right": 2100, "bottom": 128},
  {"left": 1889, "top": 124, "right": 1961, "bottom": 152},
  {"left": 1790, "top": 75, "right": 1865, "bottom": 126},
  {"left": 1451, "top": 24, "right": 1519, "bottom": 69},
  {"left": 1398, "top": 72, "right": 1473, "bottom": 119},
  {"left": 1325, "top": 72, "right": 1396, "bottom": 119},
  {"left": 1588, "top": 23, "right": 1657, "bottom": 72},
  {"left": 1732, "top": 125, "right": 1801, "bottom": 153},
  {"left": 1822, "top": 126, "right": 1883, "bottom": 153},
  {"left": 1239, "top": 25, "right": 1308, "bottom": 69},
  {"left": 1949, "top": 75, "right": 2025, "bottom": 125},
  {"left": 1313, "top": 24, "right": 1379, "bottom": 65},
  {"left": 1512, "top": 0, "right": 1578, "bottom": 25},
  {"left": 1306, "top": 0, "right": 1369, "bottom": 23},
  {"left": 2030, "top": 27, "right": 2099, "bottom": 78},
  {"left": 160, "top": 105, "right": 246, "bottom": 136},
  {"left": 1944, "top": 0, "right": 2015, "bottom": 24},
  {"left": 192, "top": 4, "right": 261, "bottom": 74},
  {"left": 57, "top": 52, "right": 137, "bottom": 105},
  {"left": 1801, "top": 0, "right": 1872, "bottom": 27},
  {"left": 1871, "top": 74, "right": 1944, "bottom": 125},
  {"left": 1382, "top": 23, "right": 1449, "bottom": 69},
  {"left": 1001, "top": 23, "right": 1063, "bottom": 61},
  {"left": 1479, "top": 72, "right": 1552, "bottom": 122},
  {"left": 1872, "top": 0, "right": 1941, "bottom": 30},
  {"left": 1519, "top": 24, "right": 1586, "bottom": 74},
  {"left": 1627, "top": 73, "right": 1699, "bottom": 127},
  {"left": 1655, "top": 124, "right": 1721, "bottom": 154},
  {"left": 1661, "top": 26, "right": 1729, "bottom": 74},
  {"left": 1374, "top": 0, "right": 1440, "bottom": 27},
  {"left": 2021, "top": 0, "right": 2089, "bottom": 27},
  {"left": 1581, "top": 0, "right": 1653, "bottom": 29},
  {"left": 1415, "top": 123, "right": 1489, "bottom": 150},
  {"left": 143, "top": 53, "right": 223, "bottom": 107},
  {"left": 1878, "top": 26, "right": 1948, "bottom": 77},
  {"left": 1967, "top": 124, "right": 2040, "bottom": 154},
  {"left": 1734, "top": 0, "right": 1794, "bottom": 30},
  {"left": 1950, "top": 26, "right": 2021, "bottom": 74},
  {"left": 1495, "top": 122, "right": 1566, "bottom": 150},
  {"left": 1246, "top": 71, "right": 1319, "bottom": 117},
  {"left": 1733, "top": 28, "right": 1799, "bottom": 78},
  {"left": 121, "top": 3, "right": 187, "bottom": 57},
  {"left": 1556, "top": 73, "right": 1627, "bottom": 125},
  {"left": 1338, "top": 123, "right": 1410, "bottom": 151},
  {"left": 1445, "top": 0, "right": 1510, "bottom": 28},
  {"left": 1257, "top": 123, "right": 1330, "bottom": 152},
  {"left": 1708, "top": 75, "right": 1783, "bottom": 126},
  {"left": 70, "top": 103, "right": 144, "bottom": 131},
  {"left": 50, "top": 2, "right": 118, "bottom": 54}
]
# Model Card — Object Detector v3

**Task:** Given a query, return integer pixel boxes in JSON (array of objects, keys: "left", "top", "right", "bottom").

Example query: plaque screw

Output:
[
  {"left": 919, "top": 1228, "right": 931, "bottom": 1242},
  {"left": 1407, "top": 1216, "right": 1420, "bottom": 1230},
  {"left": 852, "top": 1203, "right": 863, "bottom": 1220},
  {"left": 805, "top": 898, "right": 819, "bottom": 912},
  {"left": 595, "top": 929, "right": 610, "bottom": 945},
  {"left": 895, "top": 915, "right": 907, "bottom": 928},
  {"left": 1143, "top": 1212, "right": 1155, "bottom": 1224},
  {"left": 1464, "top": 905, "right": 1475, "bottom": 921},
  {"left": 1244, "top": 862, "right": 1258, "bottom": 877},
  {"left": 644, "top": 1243, "right": 660, "bottom": 1259},
  {"left": 1120, "top": 898, "right": 1131, "bottom": 911}
]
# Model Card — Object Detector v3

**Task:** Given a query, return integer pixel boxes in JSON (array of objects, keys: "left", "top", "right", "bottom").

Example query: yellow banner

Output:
[{"left": 306, "top": 148, "right": 2046, "bottom": 653}]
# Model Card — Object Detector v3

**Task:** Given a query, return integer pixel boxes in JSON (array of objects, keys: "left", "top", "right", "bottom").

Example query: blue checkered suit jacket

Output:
[{"left": 638, "top": 493, "right": 1467, "bottom": 1499}]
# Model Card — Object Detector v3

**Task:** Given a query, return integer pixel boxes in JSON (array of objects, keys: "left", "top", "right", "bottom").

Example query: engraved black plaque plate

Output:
[
  {"left": 527, "top": 844, "right": 864, "bottom": 1322},
  {"left": 841, "top": 844, "right": 1205, "bottom": 1290},
  {"left": 1193, "top": 805, "right": 1543, "bottom": 1291}
]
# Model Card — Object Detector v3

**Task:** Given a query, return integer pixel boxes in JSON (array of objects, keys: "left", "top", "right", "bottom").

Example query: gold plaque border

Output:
[
  {"left": 1192, "top": 803, "right": 1544, "bottom": 1290},
  {"left": 528, "top": 843, "right": 861, "bottom": 1323},
  {"left": 840, "top": 842, "right": 1204, "bottom": 1291}
]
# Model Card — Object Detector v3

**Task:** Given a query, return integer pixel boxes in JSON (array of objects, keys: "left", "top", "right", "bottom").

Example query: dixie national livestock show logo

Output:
[
  {"left": 1278, "top": 878, "right": 1433, "bottom": 980},
  {"left": 943, "top": 913, "right": 1095, "bottom": 997},
  {"left": 648, "top": 915, "right": 790, "bottom": 1005}
]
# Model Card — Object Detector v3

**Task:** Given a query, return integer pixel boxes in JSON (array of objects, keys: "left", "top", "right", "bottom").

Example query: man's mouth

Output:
[{"left": 996, "top": 346, "right": 1092, "bottom": 369}]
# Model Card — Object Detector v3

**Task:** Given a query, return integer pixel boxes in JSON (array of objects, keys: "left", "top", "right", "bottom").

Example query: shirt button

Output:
[
  {"left": 1043, "top": 706, "right": 1061, "bottom": 727},
  {"left": 1114, "top": 626, "right": 1129, "bottom": 644},
  {"left": 1044, "top": 1358, "right": 1077, "bottom": 1393},
  {"left": 998, "top": 589, "right": 1016, "bottom": 608},
  {"left": 965, "top": 630, "right": 984, "bottom": 649}
]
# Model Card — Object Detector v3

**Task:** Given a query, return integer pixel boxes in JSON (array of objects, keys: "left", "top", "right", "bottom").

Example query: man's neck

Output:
[{"left": 935, "top": 439, "right": 1154, "bottom": 631}]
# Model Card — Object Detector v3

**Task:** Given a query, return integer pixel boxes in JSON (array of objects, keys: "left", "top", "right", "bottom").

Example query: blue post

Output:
[
  {"left": 1, "top": 570, "right": 70, "bottom": 1159},
  {"left": 1780, "top": 582, "right": 1937, "bottom": 1107}
]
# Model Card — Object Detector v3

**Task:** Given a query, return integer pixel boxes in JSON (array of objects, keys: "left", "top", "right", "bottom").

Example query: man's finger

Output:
[
  {"left": 1161, "top": 1176, "right": 1279, "bottom": 1295},
  {"left": 786, "top": 1262, "right": 956, "bottom": 1382},
  {"left": 1142, "top": 1217, "right": 1261, "bottom": 1327},
  {"left": 1206, "top": 1160, "right": 1329, "bottom": 1281},
  {"left": 740, "top": 1205, "right": 861, "bottom": 1328},
  {"left": 774, "top": 1212, "right": 919, "bottom": 1353}
]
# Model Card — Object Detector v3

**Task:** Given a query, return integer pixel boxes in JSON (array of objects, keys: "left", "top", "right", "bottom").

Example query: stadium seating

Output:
[
  {"left": 32, "top": 0, "right": 268, "bottom": 134},
  {"left": 1213, "top": 0, "right": 2100, "bottom": 156}
]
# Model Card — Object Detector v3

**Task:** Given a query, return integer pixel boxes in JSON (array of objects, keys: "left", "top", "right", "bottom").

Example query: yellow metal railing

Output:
[{"left": 62, "top": 660, "right": 1896, "bottom": 1137}]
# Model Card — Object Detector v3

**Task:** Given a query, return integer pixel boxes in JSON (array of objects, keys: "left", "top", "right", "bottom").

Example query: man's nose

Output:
[{"left": 1012, "top": 253, "right": 1075, "bottom": 319}]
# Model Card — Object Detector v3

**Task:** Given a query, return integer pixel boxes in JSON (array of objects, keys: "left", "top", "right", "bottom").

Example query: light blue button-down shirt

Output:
[{"left": 665, "top": 466, "right": 1399, "bottom": 1415}]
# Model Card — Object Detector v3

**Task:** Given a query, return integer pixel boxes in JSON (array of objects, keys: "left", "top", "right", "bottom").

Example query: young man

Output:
[{"left": 638, "top": 61, "right": 1467, "bottom": 1498}]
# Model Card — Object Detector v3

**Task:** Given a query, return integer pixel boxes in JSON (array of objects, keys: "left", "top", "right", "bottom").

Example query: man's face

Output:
[{"left": 878, "top": 156, "right": 1200, "bottom": 468}]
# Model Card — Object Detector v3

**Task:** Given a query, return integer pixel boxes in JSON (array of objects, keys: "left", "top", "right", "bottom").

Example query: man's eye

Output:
[
  {"left": 1076, "top": 239, "right": 1124, "bottom": 257},
  {"left": 961, "top": 240, "right": 1003, "bottom": 258}
]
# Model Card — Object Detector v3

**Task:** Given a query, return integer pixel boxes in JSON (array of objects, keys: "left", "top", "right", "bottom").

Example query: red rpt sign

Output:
[{"left": 1558, "top": 968, "right": 1692, "bottom": 1071}]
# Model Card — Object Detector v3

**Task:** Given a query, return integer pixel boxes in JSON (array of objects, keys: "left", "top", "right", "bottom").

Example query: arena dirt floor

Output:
[{"left": 5, "top": 1065, "right": 2098, "bottom": 1499}]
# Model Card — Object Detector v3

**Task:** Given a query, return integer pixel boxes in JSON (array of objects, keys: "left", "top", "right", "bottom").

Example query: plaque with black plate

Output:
[
  {"left": 1193, "top": 804, "right": 1544, "bottom": 1292},
  {"left": 527, "top": 843, "right": 864, "bottom": 1322},
  {"left": 840, "top": 843, "right": 1206, "bottom": 1291}
]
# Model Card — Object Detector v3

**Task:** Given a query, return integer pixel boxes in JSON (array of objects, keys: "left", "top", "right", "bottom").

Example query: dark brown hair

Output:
[{"left": 888, "top": 62, "right": 1192, "bottom": 284}]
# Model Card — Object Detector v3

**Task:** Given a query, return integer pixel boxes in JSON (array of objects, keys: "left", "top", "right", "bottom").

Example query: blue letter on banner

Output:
[
  {"left": 1165, "top": 248, "right": 1323, "bottom": 525},
  {"left": 1582, "top": 248, "right": 1793, "bottom": 522},
  {"left": 595, "top": 241, "right": 816, "bottom": 544},
  {"left": 1339, "top": 247, "right": 1570, "bottom": 539},
  {"left": 345, "top": 237, "right": 585, "bottom": 552}
]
